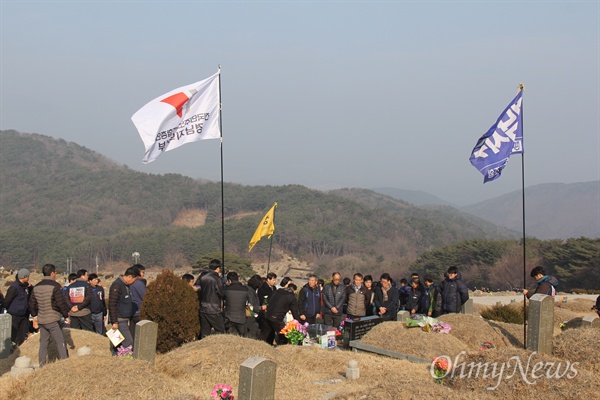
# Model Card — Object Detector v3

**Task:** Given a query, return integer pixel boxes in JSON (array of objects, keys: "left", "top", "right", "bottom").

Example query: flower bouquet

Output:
[
  {"left": 338, "top": 317, "right": 351, "bottom": 332},
  {"left": 431, "top": 323, "right": 451, "bottom": 334},
  {"left": 431, "top": 356, "right": 450, "bottom": 384},
  {"left": 280, "top": 319, "right": 308, "bottom": 345},
  {"left": 479, "top": 341, "right": 495, "bottom": 351},
  {"left": 211, "top": 384, "right": 234, "bottom": 400},
  {"left": 117, "top": 345, "right": 133, "bottom": 359}
]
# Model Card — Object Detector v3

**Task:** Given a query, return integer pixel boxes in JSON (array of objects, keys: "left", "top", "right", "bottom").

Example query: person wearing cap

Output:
[
  {"left": 4, "top": 268, "right": 33, "bottom": 347},
  {"left": 29, "top": 264, "right": 71, "bottom": 366}
]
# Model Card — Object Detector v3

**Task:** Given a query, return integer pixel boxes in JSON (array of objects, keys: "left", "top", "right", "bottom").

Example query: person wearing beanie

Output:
[{"left": 4, "top": 268, "right": 33, "bottom": 347}]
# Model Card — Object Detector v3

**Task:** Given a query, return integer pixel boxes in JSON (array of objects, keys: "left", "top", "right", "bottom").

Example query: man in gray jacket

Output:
[
  {"left": 322, "top": 272, "right": 346, "bottom": 329},
  {"left": 223, "top": 272, "right": 259, "bottom": 336},
  {"left": 29, "top": 264, "right": 71, "bottom": 367}
]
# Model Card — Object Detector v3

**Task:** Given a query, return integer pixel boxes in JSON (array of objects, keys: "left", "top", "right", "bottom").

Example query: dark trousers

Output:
[
  {"left": 323, "top": 313, "right": 342, "bottom": 330},
  {"left": 247, "top": 316, "right": 259, "bottom": 339},
  {"left": 200, "top": 312, "right": 225, "bottom": 339},
  {"left": 38, "top": 321, "right": 68, "bottom": 366},
  {"left": 91, "top": 312, "right": 106, "bottom": 335},
  {"left": 70, "top": 314, "right": 93, "bottom": 331},
  {"left": 258, "top": 313, "right": 275, "bottom": 344},
  {"left": 10, "top": 314, "right": 29, "bottom": 346},
  {"left": 267, "top": 318, "right": 287, "bottom": 345},
  {"left": 227, "top": 321, "right": 247, "bottom": 337},
  {"left": 130, "top": 315, "right": 140, "bottom": 343}
]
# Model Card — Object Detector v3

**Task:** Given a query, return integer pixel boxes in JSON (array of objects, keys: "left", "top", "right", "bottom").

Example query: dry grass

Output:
[
  {"left": 553, "top": 327, "right": 600, "bottom": 374},
  {"left": 555, "top": 298, "right": 596, "bottom": 314}
]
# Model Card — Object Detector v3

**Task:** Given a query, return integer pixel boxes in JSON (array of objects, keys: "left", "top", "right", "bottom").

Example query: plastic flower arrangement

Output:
[
  {"left": 280, "top": 319, "right": 308, "bottom": 345},
  {"left": 431, "top": 356, "right": 450, "bottom": 384},
  {"left": 211, "top": 384, "right": 234, "bottom": 400},
  {"left": 117, "top": 345, "right": 133, "bottom": 359},
  {"left": 431, "top": 323, "right": 452, "bottom": 334},
  {"left": 559, "top": 321, "right": 567, "bottom": 331},
  {"left": 339, "top": 317, "right": 351, "bottom": 332},
  {"left": 479, "top": 341, "right": 495, "bottom": 351}
]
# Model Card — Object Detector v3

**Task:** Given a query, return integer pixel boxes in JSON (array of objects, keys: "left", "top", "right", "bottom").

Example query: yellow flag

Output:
[{"left": 248, "top": 203, "right": 277, "bottom": 251}]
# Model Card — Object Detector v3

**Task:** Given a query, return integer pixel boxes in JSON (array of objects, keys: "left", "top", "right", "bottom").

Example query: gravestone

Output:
[
  {"left": 582, "top": 315, "right": 600, "bottom": 328},
  {"left": 239, "top": 356, "right": 277, "bottom": 400},
  {"left": 527, "top": 294, "right": 554, "bottom": 354},
  {"left": 396, "top": 310, "right": 409, "bottom": 322},
  {"left": 133, "top": 320, "right": 158, "bottom": 364},
  {"left": 460, "top": 299, "right": 473, "bottom": 315},
  {"left": 342, "top": 316, "right": 383, "bottom": 348},
  {"left": 0, "top": 314, "right": 11, "bottom": 359},
  {"left": 496, "top": 301, "right": 502, "bottom": 307}
]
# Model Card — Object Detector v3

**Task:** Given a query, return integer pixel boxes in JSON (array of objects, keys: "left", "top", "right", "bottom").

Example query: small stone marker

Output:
[
  {"left": 460, "top": 299, "right": 473, "bottom": 315},
  {"left": 346, "top": 359, "right": 360, "bottom": 380},
  {"left": 511, "top": 299, "right": 516, "bottom": 303},
  {"left": 527, "top": 294, "right": 554, "bottom": 354},
  {"left": 0, "top": 314, "right": 12, "bottom": 359},
  {"left": 582, "top": 315, "right": 600, "bottom": 328},
  {"left": 11, "top": 356, "right": 34, "bottom": 378},
  {"left": 133, "top": 320, "right": 158, "bottom": 364},
  {"left": 496, "top": 301, "right": 502, "bottom": 307},
  {"left": 239, "top": 356, "right": 277, "bottom": 400},
  {"left": 76, "top": 346, "right": 92, "bottom": 356},
  {"left": 397, "top": 310, "right": 409, "bottom": 322},
  {"left": 342, "top": 316, "right": 383, "bottom": 348}
]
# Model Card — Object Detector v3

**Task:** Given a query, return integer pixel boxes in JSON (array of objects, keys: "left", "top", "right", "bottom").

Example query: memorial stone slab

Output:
[
  {"left": 133, "top": 320, "right": 158, "bottom": 364},
  {"left": 582, "top": 315, "right": 600, "bottom": 328},
  {"left": 0, "top": 314, "right": 12, "bottom": 359},
  {"left": 238, "top": 356, "right": 277, "bottom": 400},
  {"left": 527, "top": 294, "right": 554, "bottom": 354},
  {"left": 396, "top": 311, "right": 409, "bottom": 322},
  {"left": 460, "top": 299, "right": 473, "bottom": 315},
  {"left": 10, "top": 356, "right": 34, "bottom": 378},
  {"left": 342, "top": 316, "right": 383, "bottom": 348}
]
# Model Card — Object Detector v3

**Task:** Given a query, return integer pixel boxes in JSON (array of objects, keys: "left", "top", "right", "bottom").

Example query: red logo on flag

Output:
[{"left": 161, "top": 92, "right": 190, "bottom": 118}]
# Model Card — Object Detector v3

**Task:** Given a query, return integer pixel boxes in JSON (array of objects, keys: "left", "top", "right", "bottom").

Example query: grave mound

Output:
[
  {"left": 553, "top": 327, "right": 600, "bottom": 373},
  {"left": 0, "top": 328, "right": 110, "bottom": 375}
]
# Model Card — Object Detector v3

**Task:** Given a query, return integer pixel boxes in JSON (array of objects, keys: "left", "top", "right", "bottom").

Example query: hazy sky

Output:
[{"left": 1, "top": 1, "right": 598, "bottom": 206}]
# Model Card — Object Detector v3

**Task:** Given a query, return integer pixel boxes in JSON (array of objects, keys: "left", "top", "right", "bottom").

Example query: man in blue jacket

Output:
[{"left": 298, "top": 274, "right": 321, "bottom": 325}]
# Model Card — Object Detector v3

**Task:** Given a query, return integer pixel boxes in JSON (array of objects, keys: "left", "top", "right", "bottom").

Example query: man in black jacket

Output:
[
  {"left": 199, "top": 259, "right": 225, "bottom": 338},
  {"left": 265, "top": 277, "right": 300, "bottom": 345},
  {"left": 223, "top": 271, "right": 259, "bottom": 336},
  {"left": 108, "top": 266, "right": 141, "bottom": 355},
  {"left": 437, "top": 266, "right": 469, "bottom": 315},
  {"left": 258, "top": 272, "right": 277, "bottom": 344},
  {"left": 88, "top": 273, "right": 107, "bottom": 335}
]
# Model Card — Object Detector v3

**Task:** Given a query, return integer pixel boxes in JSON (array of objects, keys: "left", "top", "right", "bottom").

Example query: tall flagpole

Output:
[
  {"left": 519, "top": 83, "right": 527, "bottom": 349},
  {"left": 266, "top": 203, "right": 277, "bottom": 275},
  {"left": 218, "top": 65, "right": 225, "bottom": 279}
]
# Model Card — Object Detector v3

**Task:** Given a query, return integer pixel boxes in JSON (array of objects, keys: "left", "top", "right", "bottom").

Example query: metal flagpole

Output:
[
  {"left": 266, "top": 203, "right": 276, "bottom": 275},
  {"left": 519, "top": 83, "right": 527, "bottom": 350},
  {"left": 218, "top": 65, "right": 225, "bottom": 279}
]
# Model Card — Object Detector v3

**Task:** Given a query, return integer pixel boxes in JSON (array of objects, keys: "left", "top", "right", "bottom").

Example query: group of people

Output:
[
  {"left": 191, "top": 262, "right": 471, "bottom": 345},
  {"left": 0, "top": 264, "right": 147, "bottom": 366}
]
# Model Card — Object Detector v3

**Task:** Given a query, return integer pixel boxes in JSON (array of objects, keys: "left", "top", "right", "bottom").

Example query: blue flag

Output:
[{"left": 469, "top": 90, "right": 523, "bottom": 183}]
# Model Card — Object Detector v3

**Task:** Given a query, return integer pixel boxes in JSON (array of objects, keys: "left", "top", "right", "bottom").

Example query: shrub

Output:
[
  {"left": 480, "top": 303, "right": 526, "bottom": 324},
  {"left": 141, "top": 269, "right": 200, "bottom": 353}
]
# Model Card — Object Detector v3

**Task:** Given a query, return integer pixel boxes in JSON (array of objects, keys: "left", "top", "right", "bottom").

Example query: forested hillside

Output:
[{"left": 0, "top": 130, "right": 514, "bottom": 275}]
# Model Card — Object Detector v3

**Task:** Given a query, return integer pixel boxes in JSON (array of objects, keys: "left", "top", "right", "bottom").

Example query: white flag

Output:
[{"left": 132, "top": 71, "right": 220, "bottom": 164}]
